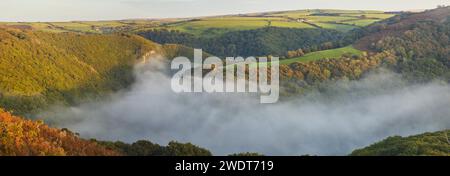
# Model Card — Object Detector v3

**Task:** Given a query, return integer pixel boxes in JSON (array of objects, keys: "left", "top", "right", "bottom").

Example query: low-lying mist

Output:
[{"left": 40, "top": 58, "right": 450, "bottom": 155}]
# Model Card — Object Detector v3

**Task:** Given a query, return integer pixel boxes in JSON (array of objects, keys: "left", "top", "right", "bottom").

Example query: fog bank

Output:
[{"left": 40, "top": 59, "right": 450, "bottom": 155}]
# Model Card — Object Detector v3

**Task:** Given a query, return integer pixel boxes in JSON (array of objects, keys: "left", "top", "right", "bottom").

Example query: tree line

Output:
[{"left": 138, "top": 27, "right": 357, "bottom": 58}]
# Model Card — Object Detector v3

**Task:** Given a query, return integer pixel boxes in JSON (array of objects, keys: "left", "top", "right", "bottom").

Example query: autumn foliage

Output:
[{"left": 0, "top": 108, "right": 120, "bottom": 156}]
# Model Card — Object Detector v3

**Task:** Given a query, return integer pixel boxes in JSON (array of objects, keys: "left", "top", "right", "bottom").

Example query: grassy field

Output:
[
  {"left": 162, "top": 16, "right": 350, "bottom": 35},
  {"left": 162, "top": 17, "right": 314, "bottom": 36},
  {"left": 0, "top": 20, "right": 159, "bottom": 34},
  {"left": 76, "top": 21, "right": 126, "bottom": 27},
  {"left": 241, "top": 45, "right": 364, "bottom": 69},
  {"left": 312, "top": 22, "right": 357, "bottom": 31},
  {"left": 155, "top": 9, "right": 394, "bottom": 35},
  {"left": 0, "top": 9, "right": 395, "bottom": 35},
  {"left": 50, "top": 22, "right": 99, "bottom": 33},
  {"left": 1, "top": 22, "right": 100, "bottom": 33},
  {"left": 345, "top": 13, "right": 395, "bottom": 19},
  {"left": 0, "top": 22, "right": 67, "bottom": 33},
  {"left": 280, "top": 46, "right": 364, "bottom": 65},
  {"left": 340, "top": 19, "right": 383, "bottom": 26}
]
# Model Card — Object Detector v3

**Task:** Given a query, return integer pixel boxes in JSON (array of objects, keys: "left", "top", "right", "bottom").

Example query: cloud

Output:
[{"left": 40, "top": 59, "right": 450, "bottom": 155}]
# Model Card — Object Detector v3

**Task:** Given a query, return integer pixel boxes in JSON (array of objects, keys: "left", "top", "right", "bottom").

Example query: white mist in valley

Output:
[{"left": 40, "top": 58, "right": 450, "bottom": 155}]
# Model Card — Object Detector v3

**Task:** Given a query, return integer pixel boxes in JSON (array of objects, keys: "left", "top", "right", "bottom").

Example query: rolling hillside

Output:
[
  {"left": 0, "top": 9, "right": 394, "bottom": 35},
  {"left": 153, "top": 9, "right": 394, "bottom": 36},
  {"left": 136, "top": 9, "right": 395, "bottom": 57},
  {"left": 277, "top": 7, "right": 450, "bottom": 98},
  {"left": 0, "top": 26, "right": 212, "bottom": 116},
  {"left": 354, "top": 6, "right": 450, "bottom": 54},
  {"left": 351, "top": 130, "right": 450, "bottom": 156},
  {"left": 0, "top": 26, "right": 166, "bottom": 116},
  {"left": 1, "top": 7, "right": 450, "bottom": 156},
  {"left": 353, "top": 6, "right": 450, "bottom": 83},
  {"left": 139, "top": 27, "right": 351, "bottom": 57}
]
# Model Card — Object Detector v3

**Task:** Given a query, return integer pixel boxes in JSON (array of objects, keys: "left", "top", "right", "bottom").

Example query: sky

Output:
[{"left": 1, "top": 0, "right": 449, "bottom": 21}]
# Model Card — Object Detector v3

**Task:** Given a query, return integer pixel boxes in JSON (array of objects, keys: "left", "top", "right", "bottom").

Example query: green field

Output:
[
  {"left": 241, "top": 45, "right": 364, "bottom": 69},
  {"left": 0, "top": 22, "right": 100, "bottom": 33},
  {"left": 0, "top": 20, "right": 159, "bottom": 34},
  {"left": 76, "top": 21, "right": 126, "bottom": 27},
  {"left": 345, "top": 13, "right": 395, "bottom": 19},
  {"left": 312, "top": 22, "right": 357, "bottom": 31},
  {"left": 162, "top": 17, "right": 314, "bottom": 36},
  {"left": 50, "top": 22, "right": 100, "bottom": 33},
  {"left": 152, "top": 9, "right": 394, "bottom": 35},
  {"left": 280, "top": 46, "right": 364, "bottom": 65},
  {"left": 0, "top": 9, "right": 395, "bottom": 35},
  {"left": 0, "top": 22, "right": 67, "bottom": 33}
]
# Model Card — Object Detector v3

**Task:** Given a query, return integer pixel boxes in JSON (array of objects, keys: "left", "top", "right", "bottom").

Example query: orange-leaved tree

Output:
[{"left": 0, "top": 108, "right": 120, "bottom": 156}]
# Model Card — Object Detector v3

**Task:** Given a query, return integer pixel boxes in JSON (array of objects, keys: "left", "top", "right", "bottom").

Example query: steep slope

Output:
[
  {"left": 0, "top": 26, "right": 209, "bottom": 116},
  {"left": 351, "top": 130, "right": 450, "bottom": 156},
  {"left": 278, "top": 7, "right": 450, "bottom": 98},
  {"left": 0, "top": 27, "right": 166, "bottom": 116},
  {"left": 354, "top": 7, "right": 450, "bottom": 59},
  {"left": 139, "top": 27, "right": 351, "bottom": 57},
  {"left": 354, "top": 7, "right": 450, "bottom": 83},
  {"left": 0, "top": 108, "right": 120, "bottom": 156}
]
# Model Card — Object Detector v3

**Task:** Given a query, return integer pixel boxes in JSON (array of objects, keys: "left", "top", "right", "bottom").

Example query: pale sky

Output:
[{"left": 2, "top": 0, "right": 449, "bottom": 22}]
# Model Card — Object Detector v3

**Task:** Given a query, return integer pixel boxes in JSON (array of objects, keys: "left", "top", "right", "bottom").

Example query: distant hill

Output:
[
  {"left": 146, "top": 9, "right": 393, "bottom": 36},
  {"left": 351, "top": 130, "right": 450, "bottom": 156},
  {"left": 136, "top": 9, "right": 394, "bottom": 57},
  {"left": 0, "top": 9, "right": 393, "bottom": 34}
]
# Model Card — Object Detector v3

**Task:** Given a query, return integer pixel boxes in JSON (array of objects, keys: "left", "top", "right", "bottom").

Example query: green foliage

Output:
[
  {"left": 0, "top": 27, "right": 163, "bottom": 116},
  {"left": 341, "top": 19, "right": 383, "bottom": 26},
  {"left": 161, "top": 17, "right": 315, "bottom": 36},
  {"left": 279, "top": 51, "right": 395, "bottom": 96},
  {"left": 1, "top": 9, "right": 393, "bottom": 35},
  {"left": 139, "top": 27, "right": 352, "bottom": 57},
  {"left": 162, "top": 44, "right": 212, "bottom": 60},
  {"left": 354, "top": 7, "right": 450, "bottom": 83},
  {"left": 351, "top": 130, "right": 450, "bottom": 156},
  {"left": 152, "top": 9, "right": 393, "bottom": 36},
  {"left": 372, "top": 21, "right": 450, "bottom": 60},
  {"left": 99, "top": 140, "right": 212, "bottom": 156},
  {"left": 281, "top": 46, "right": 364, "bottom": 64},
  {"left": 229, "top": 152, "right": 265, "bottom": 156},
  {"left": 165, "top": 141, "right": 212, "bottom": 156},
  {"left": 396, "top": 58, "right": 449, "bottom": 83},
  {"left": 1, "top": 8, "right": 449, "bottom": 156}
]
